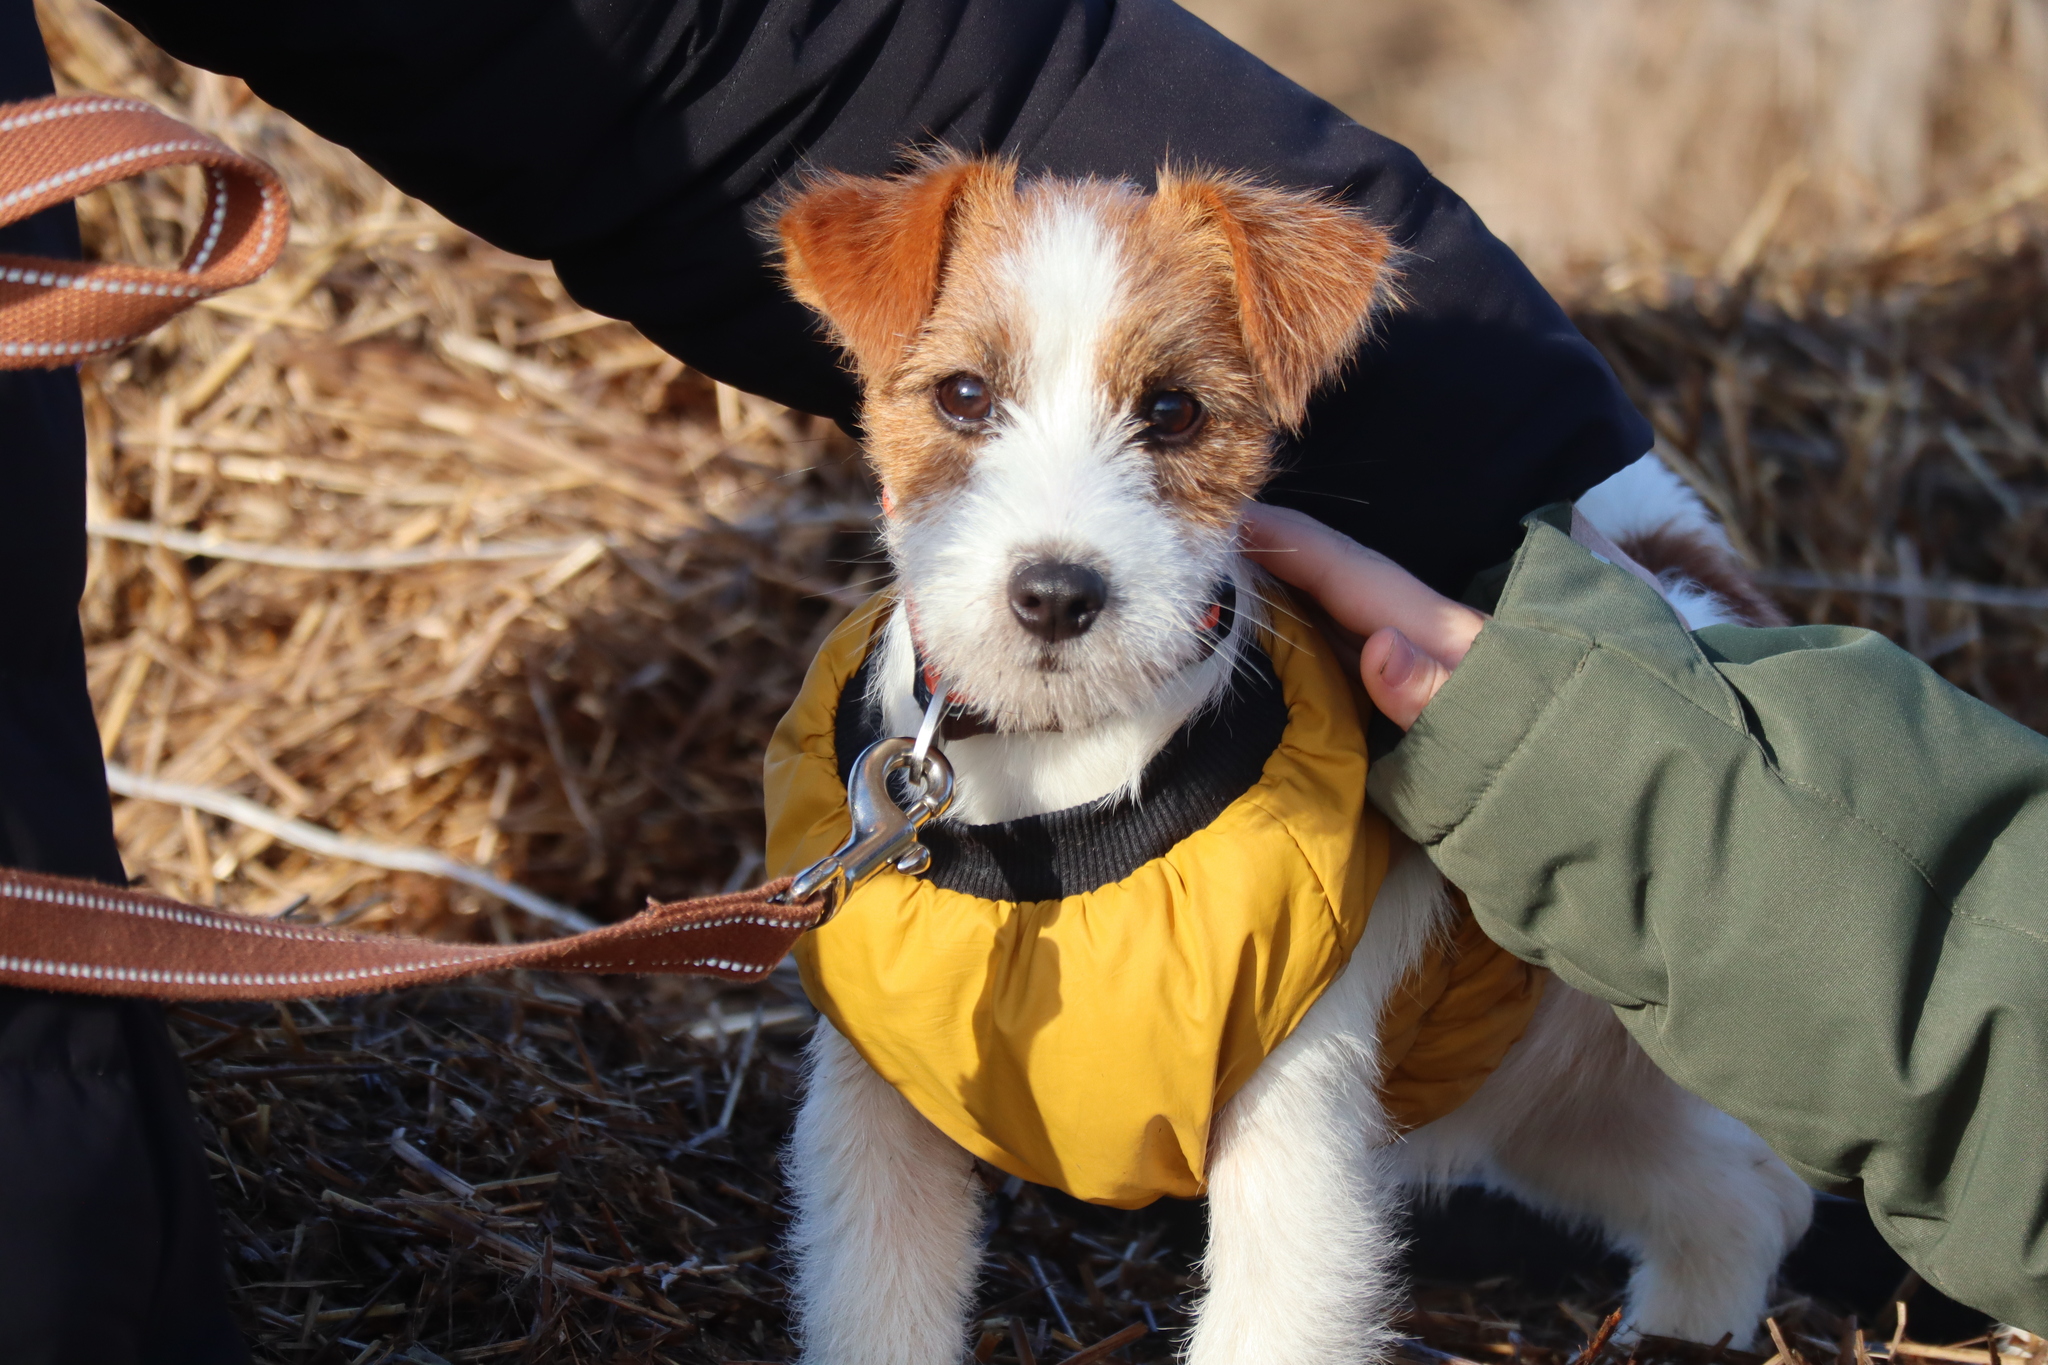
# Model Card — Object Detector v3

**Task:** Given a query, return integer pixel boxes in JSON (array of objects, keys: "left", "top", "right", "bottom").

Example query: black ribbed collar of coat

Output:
[{"left": 834, "top": 643, "right": 1287, "bottom": 903}]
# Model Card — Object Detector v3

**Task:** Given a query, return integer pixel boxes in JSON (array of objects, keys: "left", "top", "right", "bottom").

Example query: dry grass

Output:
[
  {"left": 22, "top": 0, "right": 2048, "bottom": 1359},
  {"left": 179, "top": 978, "right": 2044, "bottom": 1364},
  {"left": 175, "top": 975, "right": 1221, "bottom": 1364},
  {"left": 1574, "top": 241, "right": 2048, "bottom": 733},
  {"left": 1185, "top": 0, "right": 2048, "bottom": 287}
]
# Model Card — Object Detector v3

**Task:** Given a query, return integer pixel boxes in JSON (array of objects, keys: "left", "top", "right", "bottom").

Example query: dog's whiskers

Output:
[{"left": 1237, "top": 586, "right": 1319, "bottom": 639}]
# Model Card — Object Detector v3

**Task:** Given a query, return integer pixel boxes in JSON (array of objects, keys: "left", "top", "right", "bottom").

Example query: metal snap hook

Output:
[{"left": 779, "top": 736, "right": 955, "bottom": 921}]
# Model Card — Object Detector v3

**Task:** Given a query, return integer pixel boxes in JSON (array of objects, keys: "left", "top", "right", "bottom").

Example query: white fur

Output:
[
  {"left": 872, "top": 566, "right": 1255, "bottom": 823},
  {"left": 1655, "top": 577, "right": 1740, "bottom": 631},
  {"left": 786, "top": 212, "right": 1812, "bottom": 1363},
  {"left": 886, "top": 189, "right": 1240, "bottom": 743},
  {"left": 1390, "top": 987, "right": 1813, "bottom": 1345},
  {"left": 1183, "top": 848, "right": 1451, "bottom": 1365},
  {"left": 1576, "top": 453, "right": 1727, "bottom": 549},
  {"left": 1578, "top": 453, "right": 1742, "bottom": 629},
  {"left": 786, "top": 1022, "right": 987, "bottom": 1365}
]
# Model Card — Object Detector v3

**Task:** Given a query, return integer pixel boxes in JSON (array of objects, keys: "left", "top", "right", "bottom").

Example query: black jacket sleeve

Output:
[{"left": 101, "top": 0, "right": 1651, "bottom": 595}]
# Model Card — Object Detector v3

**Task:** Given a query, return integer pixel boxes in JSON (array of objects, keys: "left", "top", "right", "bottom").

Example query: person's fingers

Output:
[
  {"left": 1240, "top": 504, "right": 1370, "bottom": 610},
  {"left": 1242, "top": 504, "right": 1416, "bottom": 634},
  {"left": 1242, "top": 502, "right": 1487, "bottom": 667},
  {"left": 1238, "top": 501, "right": 1342, "bottom": 557},
  {"left": 1361, "top": 627, "right": 1453, "bottom": 730},
  {"left": 1245, "top": 502, "right": 1477, "bottom": 729}
]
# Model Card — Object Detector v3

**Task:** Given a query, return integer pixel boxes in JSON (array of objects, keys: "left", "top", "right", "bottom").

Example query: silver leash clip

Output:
[{"left": 779, "top": 736, "right": 955, "bottom": 921}]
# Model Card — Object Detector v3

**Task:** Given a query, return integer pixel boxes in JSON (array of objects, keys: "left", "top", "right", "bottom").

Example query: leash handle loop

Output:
[
  {"left": 0, "top": 94, "right": 289, "bottom": 368},
  {"left": 0, "top": 96, "right": 856, "bottom": 998}
]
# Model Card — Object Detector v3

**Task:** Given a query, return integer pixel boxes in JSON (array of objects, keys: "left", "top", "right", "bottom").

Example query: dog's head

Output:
[{"left": 778, "top": 155, "right": 1396, "bottom": 732}]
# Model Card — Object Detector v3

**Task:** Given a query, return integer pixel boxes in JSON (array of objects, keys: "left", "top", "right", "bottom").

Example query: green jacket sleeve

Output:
[{"left": 1367, "top": 512, "right": 2048, "bottom": 1332}]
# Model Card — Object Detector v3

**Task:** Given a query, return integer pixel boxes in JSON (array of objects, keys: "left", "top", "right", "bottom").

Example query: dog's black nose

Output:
[{"left": 1008, "top": 561, "right": 1107, "bottom": 643}]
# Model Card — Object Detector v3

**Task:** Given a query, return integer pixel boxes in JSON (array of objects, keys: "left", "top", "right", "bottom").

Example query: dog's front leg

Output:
[
  {"left": 785, "top": 1020, "right": 986, "bottom": 1365},
  {"left": 1186, "top": 973, "right": 1404, "bottom": 1365}
]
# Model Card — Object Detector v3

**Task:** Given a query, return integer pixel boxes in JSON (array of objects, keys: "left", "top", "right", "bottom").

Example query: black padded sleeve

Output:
[{"left": 101, "top": 0, "right": 1651, "bottom": 593}]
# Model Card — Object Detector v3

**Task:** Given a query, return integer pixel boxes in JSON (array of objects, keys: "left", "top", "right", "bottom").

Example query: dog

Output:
[{"left": 769, "top": 154, "right": 1812, "bottom": 1365}]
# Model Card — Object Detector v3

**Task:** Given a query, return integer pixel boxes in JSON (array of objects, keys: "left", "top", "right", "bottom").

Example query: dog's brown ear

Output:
[
  {"left": 1153, "top": 170, "right": 1398, "bottom": 429},
  {"left": 777, "top": 156, "right": 1012, "bottom": 379}
]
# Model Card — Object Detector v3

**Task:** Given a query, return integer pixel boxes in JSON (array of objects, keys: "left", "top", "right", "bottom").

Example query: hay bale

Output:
[
  {"left": 27, "top": 2, "right": 2047, "bottom": 1358},
  {"left": 1186, "top": 0, "right": 2048, "bottom": 287}
]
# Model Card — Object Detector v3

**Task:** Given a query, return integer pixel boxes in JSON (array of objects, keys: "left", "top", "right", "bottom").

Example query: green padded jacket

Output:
[{"left": 1368, "top": 509, "right": 2048, "bottom": 1333}]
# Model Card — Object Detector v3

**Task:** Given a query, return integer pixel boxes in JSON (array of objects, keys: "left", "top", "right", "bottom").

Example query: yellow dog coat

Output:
[{"left": 766, "top": 594, "right": 1545, "bottom": 1208}]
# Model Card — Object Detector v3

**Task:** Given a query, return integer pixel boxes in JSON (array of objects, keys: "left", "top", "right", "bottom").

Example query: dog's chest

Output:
[{"left": 765, "top": 592, "right": 1398, "bottom": 1206}]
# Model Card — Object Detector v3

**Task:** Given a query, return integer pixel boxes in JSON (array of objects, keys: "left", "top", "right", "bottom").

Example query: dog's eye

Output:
[
  {"left": 1141, "top": 390, "right": 1204, "bottom": 441},
  {"left": 934, "top": 374, "right": 993, "bottom": 425}
]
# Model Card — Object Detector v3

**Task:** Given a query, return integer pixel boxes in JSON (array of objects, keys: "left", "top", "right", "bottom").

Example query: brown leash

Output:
[
  {"left": 0, "top": 869, "right": 824, "bottom": 1000},
  {"left": 0, "top": 733, "right": 954, "bottom": 1001},
  {"left": 0, "top": 93, "right": 877, "bottom": 994},
  {"left": 0, "top": 93, "right": 288, "bottom": 367}
]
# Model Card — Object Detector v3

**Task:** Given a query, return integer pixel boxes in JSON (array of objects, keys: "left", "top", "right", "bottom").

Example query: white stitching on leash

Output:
[
  {"left": 0, "top": 97, "right": 160, "bottom": 134},
  {"left": 0, "top": 139, "right": 224, "bottom": 212}
]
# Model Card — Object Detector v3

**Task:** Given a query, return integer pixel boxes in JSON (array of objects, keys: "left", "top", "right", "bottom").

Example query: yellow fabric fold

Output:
[{"left": 767, "top": 592, "right": 1545, "bottom": 1208}]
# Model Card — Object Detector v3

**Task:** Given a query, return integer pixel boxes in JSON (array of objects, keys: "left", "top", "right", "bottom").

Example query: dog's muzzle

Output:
[{"left": 912, "top": 578, "right": 1239, "bottom": 741}]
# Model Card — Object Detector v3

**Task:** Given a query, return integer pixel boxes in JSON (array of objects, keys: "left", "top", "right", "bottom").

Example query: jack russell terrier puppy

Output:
[{"left": 766, "top": 153, "right": 1812, "bottom": 1365}]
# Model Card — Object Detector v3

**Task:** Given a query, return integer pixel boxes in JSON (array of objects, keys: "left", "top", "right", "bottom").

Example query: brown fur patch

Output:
[
  {"left": 847, "top": 168, "right": 1045, "bottom": 511},
  {"left": 776, "top": 157, "right": 1016, "bottom": 381},
  {"left": 1099, "top": 183, "right": 1276, "bottom": 527},
  {"left": 1616, "top": 525, "right": 1790, "bottom": 627},
  {"left": 1151, "top": 170, "right": 1399, "bottom": 430}
]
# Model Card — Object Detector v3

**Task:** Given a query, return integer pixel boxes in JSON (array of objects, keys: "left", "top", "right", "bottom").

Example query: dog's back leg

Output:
[
  {"left": 785, "top": 1020, "right": 987, "bottom": 1365},
  {"left": 1398, "top": 988, "right": 1813, "bottom": 1348}
]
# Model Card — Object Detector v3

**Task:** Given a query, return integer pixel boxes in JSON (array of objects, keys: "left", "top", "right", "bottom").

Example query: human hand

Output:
[{"left": 1241, "top": 504, "right": 1487, "bottom": 730}]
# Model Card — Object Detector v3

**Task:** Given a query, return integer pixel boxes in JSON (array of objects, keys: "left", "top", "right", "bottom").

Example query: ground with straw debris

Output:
[
  {"left": 184, "top": 976, "right": 2035, "bottom": 1365},
  {"left": 29, "top": 1, "right": 2048, "bottom": 1362}
]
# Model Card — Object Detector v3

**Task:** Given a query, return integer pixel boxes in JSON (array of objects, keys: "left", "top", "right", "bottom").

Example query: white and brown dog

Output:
[{"left": 771, "top": 155, "right": 1811, "bottom": 1365}]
